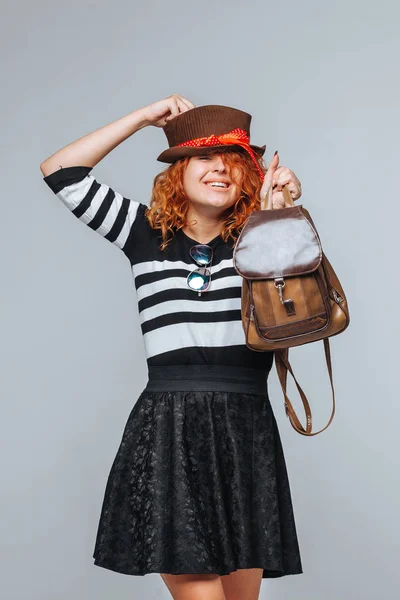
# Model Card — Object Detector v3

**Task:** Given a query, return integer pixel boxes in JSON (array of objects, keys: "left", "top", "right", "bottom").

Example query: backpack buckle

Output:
[{"left": 274, "top": 278, "right": 296, "bottom": 316}]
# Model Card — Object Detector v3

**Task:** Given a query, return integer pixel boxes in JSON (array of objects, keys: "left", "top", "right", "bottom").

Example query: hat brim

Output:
[{"left": 157, "top": 143, "right": 267, "bottom": 163}]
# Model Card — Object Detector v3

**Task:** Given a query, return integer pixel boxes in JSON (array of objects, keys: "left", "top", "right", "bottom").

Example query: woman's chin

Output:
[
  {"left": 200, "top": 193, "right": 236, "bottom": 208},
  {"left": 196, "top": 201, "right": 234, "bottom": 212}
]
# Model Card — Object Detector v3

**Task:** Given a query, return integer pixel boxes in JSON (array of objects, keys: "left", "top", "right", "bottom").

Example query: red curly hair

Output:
[{"left": 145, "top": 147, "right": 268, "bottom": 251}]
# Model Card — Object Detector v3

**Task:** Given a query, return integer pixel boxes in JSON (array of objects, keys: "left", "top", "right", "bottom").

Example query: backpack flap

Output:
[{"left": 233, "top": 205, "right": 323, "bottom": 279}]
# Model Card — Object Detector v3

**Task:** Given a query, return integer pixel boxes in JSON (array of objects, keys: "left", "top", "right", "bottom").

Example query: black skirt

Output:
[{"left": 92, "top": 364, "right": 303, "bottom": 578}]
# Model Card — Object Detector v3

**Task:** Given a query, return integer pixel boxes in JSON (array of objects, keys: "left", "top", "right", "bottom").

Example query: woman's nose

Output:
[{"left": 212, "top": 159, "right": 226, "bottom": 172}]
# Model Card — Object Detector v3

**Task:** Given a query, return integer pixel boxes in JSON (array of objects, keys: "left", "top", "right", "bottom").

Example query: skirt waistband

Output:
[{"left": 144, "top": 365, "right": 270, "bottom": 395}]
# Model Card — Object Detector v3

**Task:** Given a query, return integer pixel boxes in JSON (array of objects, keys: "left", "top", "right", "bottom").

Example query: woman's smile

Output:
[{"left": 203, "top": 181, "right": 232, "bottom": 191}]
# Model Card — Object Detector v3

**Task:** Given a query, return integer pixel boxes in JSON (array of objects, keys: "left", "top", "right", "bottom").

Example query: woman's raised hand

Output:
[
  {"left": 260, "top": 152, "right": 303, "bottom": 209},
  {"left": 143, "top": 94, "right": 196, "bottom": 128}
]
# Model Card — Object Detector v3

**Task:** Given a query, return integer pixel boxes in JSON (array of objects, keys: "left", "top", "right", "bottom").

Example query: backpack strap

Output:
[{"left": 274, "top": 338, "right": 336, "bottom": 436}]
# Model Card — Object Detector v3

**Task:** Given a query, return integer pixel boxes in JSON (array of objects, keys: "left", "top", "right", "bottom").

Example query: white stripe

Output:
[
  {"left": 56, "top": 175, "right": 140, "bottom": 250},
  {"left": 132, "top": 257, "right": 235, "bottom": 277},
  {"left": 139, "top": 296, "right": 242, "bottom": 323},
  {"left": 136, "top": 275, "right": 243, "bottom": 303},
  {"left": 143, "top": 320, "right": 246, "bottom": 358}
]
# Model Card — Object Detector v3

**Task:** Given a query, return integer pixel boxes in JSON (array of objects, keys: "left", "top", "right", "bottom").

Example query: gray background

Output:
[{"left": 1, "top": 0, "right": 399, "bottom": 598}]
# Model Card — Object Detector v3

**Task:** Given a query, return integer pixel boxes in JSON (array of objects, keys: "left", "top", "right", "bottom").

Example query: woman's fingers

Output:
[
  {"left": 144, "top": 94, "right": 196, "bottom": 128},
  {"left": 259, "top": 161, "right": 303, "bottom": 208},
  {"left": 273, "top": 167, "right": 302, "bottom": 200},
  {"left": 259, "top": 152, "right": 280, "bottom": 202},
  {"left": 164, "top": 97, "right": 181, "bottom": 121},
  {"left": 271, "top": 191, "right": 286, "bottom": 208},
  {"left": 165, "top": 95, "right": 195, "bottom": 122},
  {"left": 264, "top": 152, "right": 279, "bottom": 185},
  {"left": 175, "top": 95, "right": 196, "bottom": 110},
  {"left": 276, "top": 177, "right": 302, "bottom": 199}
]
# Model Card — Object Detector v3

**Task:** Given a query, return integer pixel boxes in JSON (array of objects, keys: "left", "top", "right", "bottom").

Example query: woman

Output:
[{"left": 40, "top": 94, "right": 303, "bottom": 600}]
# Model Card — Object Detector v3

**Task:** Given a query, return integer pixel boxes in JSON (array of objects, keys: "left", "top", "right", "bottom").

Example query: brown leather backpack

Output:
[{"left": 233, "top": 183, "right": 350, "bottom": 436}]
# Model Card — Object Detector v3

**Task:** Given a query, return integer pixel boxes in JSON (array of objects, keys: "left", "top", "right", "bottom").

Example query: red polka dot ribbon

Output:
[{"left": 176, "top": 127, "right": 265, "bottom": 181}]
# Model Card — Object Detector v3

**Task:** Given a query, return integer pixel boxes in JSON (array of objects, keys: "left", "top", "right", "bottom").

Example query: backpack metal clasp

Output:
[{"left": 274, "top": 277, "right": 296, "bottom": 316}]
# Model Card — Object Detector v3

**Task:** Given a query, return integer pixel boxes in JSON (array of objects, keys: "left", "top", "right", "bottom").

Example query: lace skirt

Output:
[{"left": 92, "top": 364, "right": 303, "bottom": 578}]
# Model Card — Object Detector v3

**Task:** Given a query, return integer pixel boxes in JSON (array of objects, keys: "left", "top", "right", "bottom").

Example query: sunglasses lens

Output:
[
  {"left": 187, "top": 268, "right": 211, "bottom": 292},
  {"left": 190, "top": 245, "right": 213, "bottom": 266}
]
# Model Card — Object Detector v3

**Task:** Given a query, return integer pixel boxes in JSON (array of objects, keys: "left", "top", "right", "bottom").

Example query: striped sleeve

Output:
[{"left": 42, "top": 165, "right": 145, "bottom": 255}]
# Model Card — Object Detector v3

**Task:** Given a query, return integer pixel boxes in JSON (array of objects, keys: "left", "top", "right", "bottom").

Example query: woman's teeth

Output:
[{"left": 205, "top": 182, "right": 229, "bottom": 188}]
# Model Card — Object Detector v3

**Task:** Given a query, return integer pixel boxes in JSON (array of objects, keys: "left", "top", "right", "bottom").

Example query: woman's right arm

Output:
[
  {"left": 40, "top": 95, "right": 195, "bottom": 254},
  {"left": 39, "top": 107, "right": 150, "bottom": 176}
]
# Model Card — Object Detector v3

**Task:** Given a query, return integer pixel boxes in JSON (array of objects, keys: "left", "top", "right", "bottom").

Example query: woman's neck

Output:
[
  {"left": 183, "top": 208, "right": 225, "bottom": 244},
  {"left": 182, "top": 222, "right": 223, "bottom": 245}
]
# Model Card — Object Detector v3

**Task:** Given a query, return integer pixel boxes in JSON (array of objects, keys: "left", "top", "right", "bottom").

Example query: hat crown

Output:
[{"left": 162, "top": 104, "right": 252, "bottom": 148}]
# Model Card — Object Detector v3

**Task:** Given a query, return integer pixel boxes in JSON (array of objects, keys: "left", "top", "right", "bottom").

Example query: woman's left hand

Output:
[{"left": 259, "top": 152, "right": 302, "bottom": 209}]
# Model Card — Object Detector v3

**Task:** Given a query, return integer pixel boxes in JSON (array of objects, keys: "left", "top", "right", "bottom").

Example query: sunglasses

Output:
[{"left": 187, "top": 244, "right": 213, "bottom": 297}]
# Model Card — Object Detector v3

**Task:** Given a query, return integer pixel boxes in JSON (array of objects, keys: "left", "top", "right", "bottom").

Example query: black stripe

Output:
[
  {"left": 146, "top": 346, "right": 274, "bottom": 370},
  {"left": 42, "top": 165, "right": 92, "bottom": 192},
  {"left": 121, "top": 203, "right": 147, "bottom": 254},
  {"left": 141, "top": 309, "right": 242, "bottom": 335},
  {"left": 72, "top": 179, "right": 101, "bottom": 218},
  {"left": 135, "top": 268, "right": 188, "bottom": 288},
  {"left": 134, "top": 265, "right": 239, "bottom": 289},
  {"left": 138, "top": 286, "right": 242, "bottom": 312},
  {"left": 86, "top": 186, "right": 115, "bottom": 229},
  {"left": 104, "top": 196, "right": 131, "bottom": 244}
]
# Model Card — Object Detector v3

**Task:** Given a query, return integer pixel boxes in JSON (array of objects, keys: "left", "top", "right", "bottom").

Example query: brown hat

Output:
[{"left": 157, "top": 105, "right": 266, "bottom": 176}]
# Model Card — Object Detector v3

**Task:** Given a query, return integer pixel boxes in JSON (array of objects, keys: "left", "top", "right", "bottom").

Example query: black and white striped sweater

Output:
[{"left": 43, "top": 166, "right": 274, "bottom": 371}]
